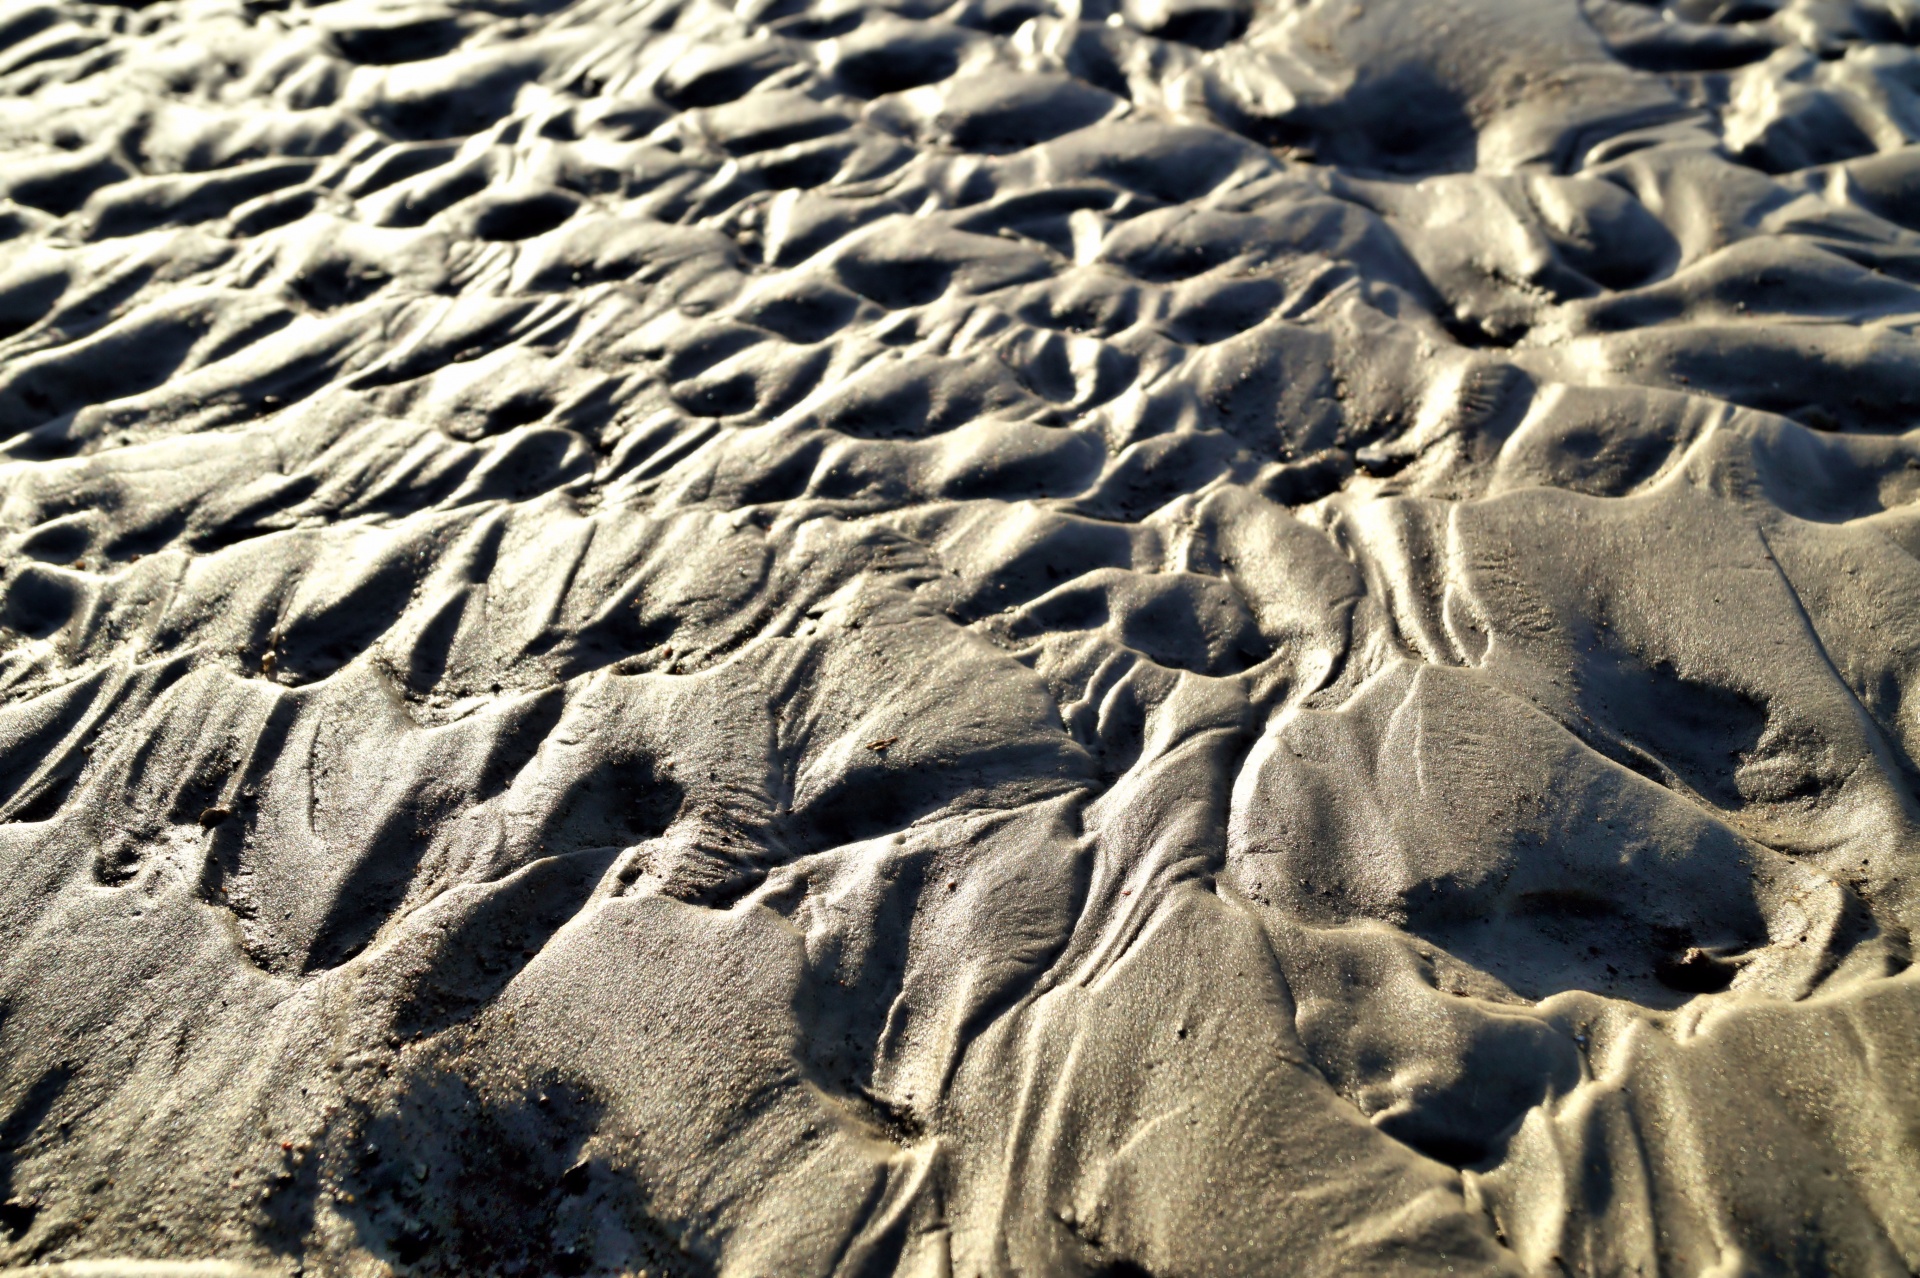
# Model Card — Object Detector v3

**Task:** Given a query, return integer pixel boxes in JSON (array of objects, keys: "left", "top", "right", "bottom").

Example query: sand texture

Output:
[{"left": 0, "top": 0, "right": 1918, "bottom": 1272}]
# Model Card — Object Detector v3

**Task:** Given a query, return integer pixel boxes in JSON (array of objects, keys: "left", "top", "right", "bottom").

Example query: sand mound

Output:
[{"left": 0, "top": 0, "right": 1917, "bottom": 1272}]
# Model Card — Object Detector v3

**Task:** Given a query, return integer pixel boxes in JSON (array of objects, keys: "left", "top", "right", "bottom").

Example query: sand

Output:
[{"left": 0, "top": 0, "right": 1916, "bottom": 1272}]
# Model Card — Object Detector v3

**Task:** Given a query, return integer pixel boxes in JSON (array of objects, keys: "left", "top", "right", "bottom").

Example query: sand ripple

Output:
[{"left": 0, "top": 0, "right": 1918, "bottom": 1272}]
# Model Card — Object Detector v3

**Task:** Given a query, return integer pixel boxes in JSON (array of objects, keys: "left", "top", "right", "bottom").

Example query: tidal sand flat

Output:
[{"left": 0, "top": 0, "right": 1917, "bottom": 1272}]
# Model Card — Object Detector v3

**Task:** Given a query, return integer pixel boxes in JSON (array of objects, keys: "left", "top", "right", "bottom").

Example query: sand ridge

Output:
[{"left": 0, "top": 0, "right": 1917, "bottom": 1272}]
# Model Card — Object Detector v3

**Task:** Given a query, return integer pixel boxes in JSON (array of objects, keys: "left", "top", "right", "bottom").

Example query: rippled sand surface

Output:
[{"left": 0, "top": 0, "right": 1918, "bottom": 1272}]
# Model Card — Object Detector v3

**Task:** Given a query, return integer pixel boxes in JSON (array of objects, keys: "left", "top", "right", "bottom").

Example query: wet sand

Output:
[{"left": 0, "top": 0, "right": 1918, "bottom": 1273}]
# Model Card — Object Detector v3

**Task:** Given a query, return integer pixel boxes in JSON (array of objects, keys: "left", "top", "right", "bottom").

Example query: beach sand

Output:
[{"left": 0, "top": 0, "right": 1917, "bottom": 1272}]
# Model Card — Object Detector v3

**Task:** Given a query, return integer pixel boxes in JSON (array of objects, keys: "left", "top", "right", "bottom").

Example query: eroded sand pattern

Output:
[{"left": 0, "top": 0, "right": 1918, "bottom": 1272}]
